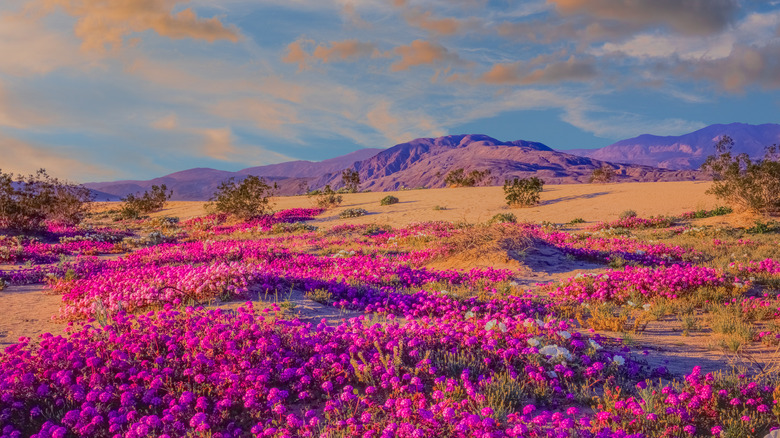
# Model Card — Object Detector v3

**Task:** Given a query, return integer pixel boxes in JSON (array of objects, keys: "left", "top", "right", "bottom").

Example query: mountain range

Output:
[{"left": 85, "top": 123, "right": 779, "bottom": 201}]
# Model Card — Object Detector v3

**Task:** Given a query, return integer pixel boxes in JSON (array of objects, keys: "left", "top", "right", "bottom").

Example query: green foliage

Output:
[
  {"left": 341, "top": 169, "right": 360, "bottom": 193},
  {"left": 309, "top": 185, "right": 343, "bottom": 208},
  {"left": 444, "top": 168, "right": 492, "bottom": 187},
  {"left": 701, "top": 135, "right": 780, "bottom": 214},
  {"left": 568, "top": 217, "right": 586, "bottom": 224},
  {"left": 433, "top": 205, "right": 447, "bottom": 211},
  {"left": 689, "top": 206, "right": 733, "bottom": 219},
  {"left": 619, "top": 209, "right": 637, "bottom": 219},
  {"left": 208, "top": 176, "right": 276, "bottom": 219},
  {"left": 380, "top": 195, "right": 399, "bottom": 206},
  {"left": 339, "top": 208, "right": 368, "bottom": 218},
  {"left": 0, "top": 168, "right": 94, "bottom": 232},
  {"left": 503, "top": 177, "right": 543, "bottom": 207},
  {"left": 589, "top": 165, "right": 616, "bottom": 183},
  {"left": 488, "top": 213, "right": 517, "bottom": 224},
  {"left": 746, "top": 219, "right": 779, "bottom": 234},
  {"left": 119, "top": 184, "right": 172, "bottom": 220}
]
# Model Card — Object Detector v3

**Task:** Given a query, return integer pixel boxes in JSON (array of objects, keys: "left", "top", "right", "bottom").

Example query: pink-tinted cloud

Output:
[
  {"left": 404, "top": 10, "right": 463, "bottom": 35},
  {"left": 312, "top": 40, "right": 376, "bottom": 63},
  {"left": 548, "top": 0, "right": 738, "bottom": 35},
  {"left": 480, "top": 56, "right": 596, "bottom": 85},
  {"left": 282, "top": 40, "right": 311, "bottom": 71},
  {"left": 390, "top": 40, "right": 460, "bottom": 72},
  {"left": 33, "top": 0, "right": 240, "bottom": 51}
]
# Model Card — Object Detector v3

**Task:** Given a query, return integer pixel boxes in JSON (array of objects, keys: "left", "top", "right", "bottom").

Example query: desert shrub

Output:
[
  {"left": 433, "top": 205, "right": 447, "bottom": 211},
  {"left": 589, "top": 165, "right": 616, "bottom": 183},
  {"left": 568, "top": 217, "right": 586, "bottom": 224},
  {"left": 444, "top": 168, "right": 491, "bottom": 187},
  {"left": 503, "top": 177, "right": 543, "bottom": 207},
  {"left": 0, "top": 168, "right": 94, "bottom": 232},
  {"left": 681, "top": 206, "right": 733, "bottom": 219},
  {"left": 701, "top": 135, "right": 780, "bottom": 214},
  {"left": 309, "top": 185, "right": 343, "bottom": 208},
  {"left": 341, "top": 169, "right": 360, "bottom": 193},
  {"left": 488, "top": 213, "right": 517, "bottom": 224},
  {"left": 619, "top": 209, "right": 637, "bottom": 219},
  {"left": 380, "top": 195, "right": 399, "bottom": 206},
  {"left": 270, "top": 222, "right": 317, "bottom": 234},
  {"left": 208, "top": 176, "right": 276, "bottom": 219},
  {"left": 746, "top": 219, "right": 778, "bottom": 234},
  {"left": 119, "top": 184, "right": 172, "bottom": 219},
  {"left": 339, "top": 208, "right": 367, "bottom": 218}
]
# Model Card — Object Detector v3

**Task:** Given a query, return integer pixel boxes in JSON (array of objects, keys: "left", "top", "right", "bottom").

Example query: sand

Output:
[{"left": 120, "top": 180, "right": 718, "bottom": 227}]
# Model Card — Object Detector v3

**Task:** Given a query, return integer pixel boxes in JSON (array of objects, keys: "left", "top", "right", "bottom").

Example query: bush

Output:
[
  {"left": 568, "top": 217, "right": 586, "bottom": 224},
  {"left": 589, "top": 165, "right": 616, "bottom": 183},
  {"left": 309, "top": 185, "right": 343, "bottom": 209},
  {"left": 701, "top": 135, "right": 780, "bottom": 214},
  {"left": 433, "top": 205, "right": 447, "bottom": 211},
  {"left": 503, "top": 177, "right": 543, "bottom": 207},
  {"left": 208, "top": 176, "right": 276, "bottom": 219},
  {"left": 488, "top": 213, "right": 517, "bottom": 224},
  {"left": 619, "top": 209, "right": 637, "bottom": 219},
  {"left": 119, "top": 184, "right": 172, "bottom": 220},
  {"left": 380, "top": 195, "right": 399, "bottom": 206},
  {"left": 444, "top": 168, "right": 491, "bottom": 187},
  {"left": 339, "top": 208, "right": 367, "bottom": 218},
  {"left": 0, "top": 168, "right": 94, "bottom": 232},
  {"left": 341, "top": 169, "right": 360, "bottom": 193}
]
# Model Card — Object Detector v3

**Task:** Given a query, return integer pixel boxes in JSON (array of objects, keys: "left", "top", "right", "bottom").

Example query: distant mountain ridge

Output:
[
  {"left": 566, "top": 123, "right": 780, "bottom": 170},
  {"left": 85, "top": 133, "right": 705, "bottom": 201}
]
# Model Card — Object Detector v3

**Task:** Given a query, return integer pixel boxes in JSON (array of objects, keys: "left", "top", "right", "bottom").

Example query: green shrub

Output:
[
  {"left": 339, "top": 208, "right": 367, "bottom": 218},
  {"left": 380, "top": 195, "right": 399, "bottom": 206},
  {"left": 0, "top": 168, "right": 94, "bottom": 231},
  {"left": 503, "top": 177, "right": 543, "bottom": 207},
  {"left": 444, "top": 168, "right": 492, "bottom": 187},
  {"left": 309, "top": 185, "right": 343, "bottom": 209},
  {"left": 619, "top": 209, "right": 637, "bottom": 219},
  {"left": 341, "top": 169, "right": 360, "bottom": 193},
  {"left": 208, "top": 176, "right": 276, "bottom": 219},
  {"left": 119, "top": 184, "right": 172, "bottom": 220},
  {"left": 568, "top": 217, "right": 586, "bottom": 224},
  {"left": 488, "top": 213, "right": 517, "bottom": 224},
  {"left": 433, "top": 205, "right": 447, "bottom": 211},
  {"left": 702, "top": 135, "right": 780, "bottom": 214},
  {"left": 589, "top": 165, "right": 616, "bottom": 183}
]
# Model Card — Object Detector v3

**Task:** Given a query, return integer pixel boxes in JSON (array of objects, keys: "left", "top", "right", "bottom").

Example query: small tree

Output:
[
  {"left": 309, "top": 185, "right": 343, "bottom": 208},
  {"left": 341, "top": 169, "right": 360, "bottom": 193},
  {"left": 0, "top": 168, "right": 93, "bottom": 231},
  {"left": 503, "top": 177, "right": 543, "bottom": 207},
  {"left": 209, "top": 176, "right": 276, "bottom": 219},
  {"left": 589, "top": 165, "right": 616, "bottom": 184},
  {"left": 119, "top": 184, "right": 173, "bottom": 219},
  {"left": 445, "top": 168, "right": 492, "bottom": 187},
  {"left": 701, "top": 135, "right": 780, "bottom": 214}
]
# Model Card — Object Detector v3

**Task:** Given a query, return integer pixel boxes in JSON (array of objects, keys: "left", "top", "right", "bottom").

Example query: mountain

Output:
[
  {"left": 566, "top": 123, "right": 780, "bottom": 170},
  {"left": 85, "top": 134, "right": 704, "bottom": 201},
  {"left": 238, "top": 148, "right": 382, "bottom": 178},
  {"left": 324, "top": 134, "right": 701, "bottom": 191}
]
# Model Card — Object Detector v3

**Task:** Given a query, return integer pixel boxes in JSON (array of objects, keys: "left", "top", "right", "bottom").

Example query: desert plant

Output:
[
  {"left": 589, "top": 165, "right": 616, "bottom": 183},
  {"left": 0, "top": 168, "right": 94, "bottom": 231},
  {"left": 309, "top": 185, "right": 343, "bottom": 208},
  {"left": 339, "top": 208, "right": 367, "bottom": 218},
  {"left": 119, "top": 184, "right": 172, "bottom": 219},
  {"left": 503, "top": 177, "right": 543, "bottom": 207},
  {"left": 433, "top": 205, "right": 447, "bottom": 211},
  {"left": 341, "top": 169, "right": 360, "bottom": 193},
  {"left": 208, "top": 176, "right": 276, "bottom": 219},
  {"left": 619, "top": 209, "right": 637, "bottom": 219},
  {"left": 444, "top": 168, "right": 491, "bottom": 187},
  {"left": 380, "top": 195, "right": 399, "bottom": 206},
  {"left": 488, "top": 213, "right": 517, "bottom": 224},
  {"left": 701, "top": 135, "right": 780, "bottom": 214},
  {"left": 568, "top": 217, "right": 586, "bottom": 225}
]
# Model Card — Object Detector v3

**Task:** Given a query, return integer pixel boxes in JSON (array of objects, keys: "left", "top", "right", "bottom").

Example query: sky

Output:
[{"left": 1, "top": 0, "right": 779, "bottom": 182}]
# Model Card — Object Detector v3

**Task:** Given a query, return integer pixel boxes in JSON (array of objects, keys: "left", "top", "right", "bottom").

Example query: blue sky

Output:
[{"left": 0, "top": 0, "right": 778, "bottom": 182}]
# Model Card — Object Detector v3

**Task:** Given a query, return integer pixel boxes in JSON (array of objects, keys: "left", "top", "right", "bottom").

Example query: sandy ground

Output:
[{"left": 95, "top": 181, "right": 718, "bottom": 226}]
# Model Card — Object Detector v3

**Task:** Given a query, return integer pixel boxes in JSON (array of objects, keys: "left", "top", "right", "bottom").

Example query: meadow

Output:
[{"left": 1, "top": 182, "right": 779, "bottom": 438}]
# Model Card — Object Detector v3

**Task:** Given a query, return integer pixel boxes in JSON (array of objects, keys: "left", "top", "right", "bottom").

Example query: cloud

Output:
[
  {"left": 33, "top": 0, "right": 240, "bottom": 51},
  {"left": 404, "top": 9, "right": 463, "bottom": 35},
  {"left": 312, "top": 39, "right": 376, "bottom": 63},
  {"left": 478, "top": 56, "right": 597, "bottom": 85},
  {"left": 0, "top": 81, "right": 52, "bottom": 129},
  {"left": 0, "top": 14, "right": 87, "bottom": 76},
  {"left": 680, "top": 43, "right": 780, "bottom": 92},
  {"left": 0, "top": 131, "right": 110, "bottom": 180},
  {"left": 548, "top": 0, "right": 739, "bottom": 35},
  {"left": 389, "top": 40, "right": 461, "bottom": 71},
  {"left": 282, "top": 40, "right": 311, "bottom": 71},
  {"left": 151, "top": 113, "right": 178, "bottom": 130},
  {"left": 365, "top": 100, "right": 445, "bottom": 144},
  {"left": 209, "top": 98, "right": 301, "bottom": 136},
  {"left": 200, "top": 127, "right": 236, "bottom": 161}
]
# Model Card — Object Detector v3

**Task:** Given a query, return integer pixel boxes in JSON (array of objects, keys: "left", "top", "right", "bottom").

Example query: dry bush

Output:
[{"left": 443, "top": 223, "right": 531, "bottom": 259}]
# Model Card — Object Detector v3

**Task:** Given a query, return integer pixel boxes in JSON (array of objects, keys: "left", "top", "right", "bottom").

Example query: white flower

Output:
[
  {"left": 465, "top": 311, "right": 475, "bottom": 320},
  {"left": 589, "top": 340, "right": 602, "bottom": 350},
  {"left": 527, "top": 338, "right": 540, "bottom": 347},
  {"left": 485, "top": 319, "right": 497, "bottom": 331},
  {"left": 539, "top": 345, "right": 573, "bottom": 361},
  {"left": 557, "top": 330, "right": 571, "bottom": 339},
  {"left": 642, "top": 304, "right": 652, "bottom": 311},
  {"left": 612, "top": 356, "right": 625, "bottom": 366},
  {"left": 498, "top": 322, "right": 508, "bottom": 333},
  {"left": 523, "top": 319, "right": 534, "bottom": 327},
  {"left": 547, "top": 370, "right": 558, "bottom": 378},
  {"left": 627, "top": 301, "right": 636, "bottom": 307},
  {"left": 535, "top": 319, "right": 545, "bottom": 327},
  {"left": 440, "top": 290, "right": 448, "bottom": 295}
]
